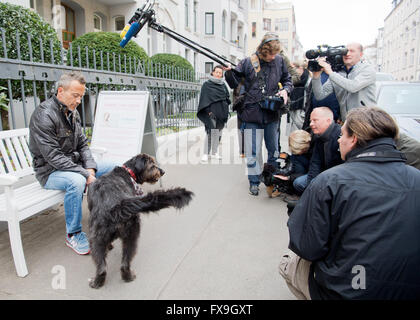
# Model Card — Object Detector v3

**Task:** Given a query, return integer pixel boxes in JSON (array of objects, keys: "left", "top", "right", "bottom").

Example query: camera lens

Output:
[{"left": 305, "top": 50, "right": 319, "bottom": 60}]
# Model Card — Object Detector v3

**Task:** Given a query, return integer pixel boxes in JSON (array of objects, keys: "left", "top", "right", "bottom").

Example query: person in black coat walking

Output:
[
  {"left": 197, "top": 65, "right": 231, "bottom": 163},
  {"left": 279, "top": 107, "right": 420, "bottom": 300}
]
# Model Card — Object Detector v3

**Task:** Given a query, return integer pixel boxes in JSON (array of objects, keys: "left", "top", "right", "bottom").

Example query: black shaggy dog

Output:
[{"left": 87, "top": 153, "right": 194, "bottom": 289}]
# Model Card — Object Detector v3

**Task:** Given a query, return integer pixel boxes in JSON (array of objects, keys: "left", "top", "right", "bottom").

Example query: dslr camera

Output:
[
  {"left": 305, "top": 45, "right": 348, "bottom": 72},
  {"left": 262, "top": 95, "right": 288, "bottom": 114}
]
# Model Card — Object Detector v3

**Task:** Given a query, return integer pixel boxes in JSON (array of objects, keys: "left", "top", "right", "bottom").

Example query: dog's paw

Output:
[
  {"left": 121, "top": 268, "right": 136, "bottom": 282},
  {"left": 171, "top": 188, "right": 194, "bottom": 208},
  {"left": 89, "top": 274, "right": 106, "bottom": 289}
]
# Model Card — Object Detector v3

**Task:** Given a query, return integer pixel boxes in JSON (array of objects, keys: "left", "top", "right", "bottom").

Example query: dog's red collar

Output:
[{"left": 122, "top": 165, "right": 137, "bottom": 182}]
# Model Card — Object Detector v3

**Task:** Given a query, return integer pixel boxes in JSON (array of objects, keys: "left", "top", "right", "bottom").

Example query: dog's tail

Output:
[{"left": 113, "top": 187, "right": 194, "bottom": 220}]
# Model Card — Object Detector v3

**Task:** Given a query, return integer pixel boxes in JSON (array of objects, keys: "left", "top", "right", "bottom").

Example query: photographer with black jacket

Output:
[{"left": 224, "top": 33, "right": 293, "bottom": 196}]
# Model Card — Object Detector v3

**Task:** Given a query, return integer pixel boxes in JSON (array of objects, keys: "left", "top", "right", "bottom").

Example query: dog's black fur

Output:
[
  {"left": 87, "top": 153, "right": 194, "bottom": 289},
  {"left": 260, "top": 163, "right": 295, "bottom": 195}
]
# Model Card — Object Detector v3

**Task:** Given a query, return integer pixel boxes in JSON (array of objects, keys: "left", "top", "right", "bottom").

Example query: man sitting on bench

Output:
[{"left": 29, "top": 71, "right": 115, "bottom": 255}]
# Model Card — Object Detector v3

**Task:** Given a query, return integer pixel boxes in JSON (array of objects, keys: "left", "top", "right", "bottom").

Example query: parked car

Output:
[
  {"left": 375, "top": 72, "right": 395, "bottom": 81},
  {"left": 376, "top": 81, "right": 420, "bottom": 141}
]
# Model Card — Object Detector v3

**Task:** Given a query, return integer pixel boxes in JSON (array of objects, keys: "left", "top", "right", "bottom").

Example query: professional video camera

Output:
[
  {"left": 119, "top": 0, "right": 236, "bottom": 69},
  {"left": 305, "top": 45, "right": 348, "bottom": 72}
]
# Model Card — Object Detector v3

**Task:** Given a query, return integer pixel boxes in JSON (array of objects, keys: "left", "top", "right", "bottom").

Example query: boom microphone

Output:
[{"left": 120, "top": 22, "right": 141, "bottom": 48}]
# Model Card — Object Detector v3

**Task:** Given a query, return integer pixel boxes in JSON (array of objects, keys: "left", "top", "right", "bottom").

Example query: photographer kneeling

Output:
[{"left": 312, "top": 43, "right": 376, "bottom": 122}]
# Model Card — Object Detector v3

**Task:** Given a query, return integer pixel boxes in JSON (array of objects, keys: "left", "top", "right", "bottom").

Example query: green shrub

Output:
[
  {"left": 67, "top": 32, "right": 148, "bottom": 73},
  {"left": 0, "top": 3, "right": 61, "bottom": 101},
  {"left": 149, "top": 53, "right": 195, "bottom": 81},
  {"left": 0, "top": 2, "right": 61, "bottom": 62}
]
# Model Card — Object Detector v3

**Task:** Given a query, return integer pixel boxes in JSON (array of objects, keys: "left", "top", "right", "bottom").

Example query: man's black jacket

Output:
[
  {"left": 307, "top": 122, "right": 343, "bottom": 184},
  {"left": 29, "top": 96, "right": 97, "bottom": 186},
  {"left": 288, "top": 138, "right": 420, "bottom": 299}
]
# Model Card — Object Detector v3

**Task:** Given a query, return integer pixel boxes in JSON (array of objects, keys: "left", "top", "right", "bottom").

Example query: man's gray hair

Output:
[{"left": 57, "top": 71, "right": 86, "bottom": 89}]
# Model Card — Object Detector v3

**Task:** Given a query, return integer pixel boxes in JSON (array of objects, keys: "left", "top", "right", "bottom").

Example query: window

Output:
[
  {"left": 275, "top": 18, "right": 289, "bottom": 32},
  {"left": 412, "top": 21, "right": 417, "bottom": 39},
  {"left": 193, "top": 1, "right": 198, "bottom": 32},
  {"left": 252, "top": 22, "right": 257, "bottom": 38},
  {"left": 61, "top": 4, "right": 75, "bottom": 49},
  {"left": 194, "top": 52, "right": 198, "bottom": 71},
  {"left": 185, "top": 0, "right": 190, "bottom": 28},
  {"left": 93, "top": 14, "right": 102, "bottom": 32},
  {"left": 30, "top": 0, "right": 35, "bottom": 9},
  {"left": 185, "top": 48, "right": 190, "bottom": 61},
  {"left": 251, "top": 0, "right": 257, "bottom": 10},
  {"left": 222, "top": 12, "right": 227, "bottom": 38},
  {"left": 410, "top": 48, "right": 415, "bottom": 66},
  {"left": 115, "top": 16, "right": 125, "bottom": 32},
  {"left": 205, "top": 62, "right": 214, "bottom": 74},
  {"left": 205, "top": 13, "right": 214, "bottom": 35},
  {"left": 263, "top": 18, "right": 271, "bottom": 31},
  {"left": 280, "top": 39, "right": 288, "bottom": 51}
]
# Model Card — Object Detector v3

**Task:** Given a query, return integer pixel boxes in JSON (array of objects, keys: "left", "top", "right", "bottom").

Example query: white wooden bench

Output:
[{"left": 0, "top": 128, "right": 65, "bottom": 277}]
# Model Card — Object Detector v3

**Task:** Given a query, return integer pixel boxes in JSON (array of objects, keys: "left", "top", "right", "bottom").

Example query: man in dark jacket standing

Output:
[
  {"left": 279, "top": 107, "right": 420, "bottom": 300},
  {"left": 29, "top": 72, "right": 115, "bottom": 255},
  {"left": 225, "top": 33, "right": 293, "bottom": 196}
]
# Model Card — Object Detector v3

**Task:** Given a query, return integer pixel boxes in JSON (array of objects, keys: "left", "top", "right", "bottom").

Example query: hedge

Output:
[
  {"left": 149, "top": 53, "right": 195, "bottom": 81},
  {"left": 67, "top": 32, "right": 148, "bottom": 73},
  {"left": 0, "top": 2, "right": 61, "bottom": 101}
]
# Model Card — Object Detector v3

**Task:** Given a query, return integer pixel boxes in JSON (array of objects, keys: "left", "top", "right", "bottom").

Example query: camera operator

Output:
[
  {"left": 224, "top": 33, "right": 293, "bottom": 196},
  {"left": 312, "top": 43, "right": 376, "bottom": 121}
]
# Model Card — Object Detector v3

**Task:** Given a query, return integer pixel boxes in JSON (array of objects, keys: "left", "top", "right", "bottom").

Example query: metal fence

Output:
[{"left": 0, "top": 28, "right": 209, "bottom": 137}]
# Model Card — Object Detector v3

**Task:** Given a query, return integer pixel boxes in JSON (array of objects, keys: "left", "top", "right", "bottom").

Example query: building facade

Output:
[
  {"left": 3, "top": 0, "right": 249, "bottom": 75},
  {"left": 247, "top": 0, "right": 303, "bottom": 62},
  {"left": 381, "top": 0, "right": 420, "bottom": 81}
]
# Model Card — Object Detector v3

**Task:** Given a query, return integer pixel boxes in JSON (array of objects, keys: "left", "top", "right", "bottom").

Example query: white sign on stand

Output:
[{"left": 90, "top": 91, "right": 158, "bottom": 165}]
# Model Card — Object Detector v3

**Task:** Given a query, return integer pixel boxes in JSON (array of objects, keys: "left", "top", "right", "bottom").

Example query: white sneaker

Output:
[
  {"left": 211, "top": 153, "right": 222, "bottom": 160},
  {"left": 200, "top": 155, "right": 209, "bottom": 163}
]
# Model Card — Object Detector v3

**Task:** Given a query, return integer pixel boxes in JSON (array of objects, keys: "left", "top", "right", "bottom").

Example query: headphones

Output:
[{"left": 258, "top": 34, "right": 280, "bottom": 50}]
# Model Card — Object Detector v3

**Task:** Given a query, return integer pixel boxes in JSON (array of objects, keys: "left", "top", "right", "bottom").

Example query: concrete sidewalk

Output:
[{"left": 0, "top": 117, "right": 295, "bottom": 300}]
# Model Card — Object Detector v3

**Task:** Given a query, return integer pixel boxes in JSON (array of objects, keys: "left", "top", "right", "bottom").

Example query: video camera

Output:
[{"left": 305, "top": 45, "right": 348, "bottom": 72}]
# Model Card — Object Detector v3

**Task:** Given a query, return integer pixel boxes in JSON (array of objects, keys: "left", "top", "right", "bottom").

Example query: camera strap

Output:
[{"left": 250, "top": 53, "right": 261, "bottom": 74}]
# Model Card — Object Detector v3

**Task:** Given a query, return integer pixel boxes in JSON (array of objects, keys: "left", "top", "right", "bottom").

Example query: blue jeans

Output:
[
  {"left": 44, "top": 161, "right": 117, "bottom": 234},
  {"left": 293, "top": 174, "right": 309, "bottom": 195},
  {"left": 243, "top": 121, "right": 280, "bottom": 186}
]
